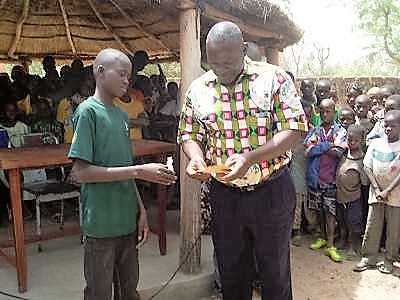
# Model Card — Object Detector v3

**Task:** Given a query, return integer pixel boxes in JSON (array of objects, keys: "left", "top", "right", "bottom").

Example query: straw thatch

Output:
[{"left": 0, "top": 0, "right": 302, "bottom": 62}]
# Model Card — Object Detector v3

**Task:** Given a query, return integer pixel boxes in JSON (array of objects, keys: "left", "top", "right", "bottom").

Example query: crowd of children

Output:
[
  {"left": 292, "top": 78, "right": 400, "bottom": 275},
  {"left": 0, "top": 53, "right": 179, "bottom": 148},
  {"left": 0, "top": 52, "right": 180, "bottom": 224}
]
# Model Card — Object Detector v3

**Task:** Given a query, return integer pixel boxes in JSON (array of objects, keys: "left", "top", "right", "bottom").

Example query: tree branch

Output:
[{"left": 383, "top": 8, "right": 400, "bottom": 64}]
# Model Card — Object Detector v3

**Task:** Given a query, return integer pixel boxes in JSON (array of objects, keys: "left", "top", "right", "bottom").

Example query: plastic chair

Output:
[{"left": 22, "top": 133, "right": 81, "bottom": 251}]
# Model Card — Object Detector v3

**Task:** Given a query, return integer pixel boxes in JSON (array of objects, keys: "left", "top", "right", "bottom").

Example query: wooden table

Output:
[{"left": 0, "top": 139, "right": 176, "bottom": 293}]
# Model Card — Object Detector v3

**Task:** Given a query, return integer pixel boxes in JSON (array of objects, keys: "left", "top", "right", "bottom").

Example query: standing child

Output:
[
  {"left": 339, "top": 108, "right": 356, "bottom": 130},
  {"left": 305, "top": 98, "right": 347, "bottom": 262},
  {"left": 354, "top": 110, "right": 400, "bottom": 274},
  {"left": 291, "top": 99, "right": 318, "bottom": 241},
  {"left": 69, "top": 48, "right": 176, "bottom": 299},
  {"left": 336, "top": 125, "right": 368, "bottom": 257},
  {"left": 345, "top": 82, "right": 363, "bottom": 111},
  {"left": 354, "top": 95, "right": 374, "bottom": 137},
  {"left": 367, "top": 95, "right": 400, "bottom": 144}
]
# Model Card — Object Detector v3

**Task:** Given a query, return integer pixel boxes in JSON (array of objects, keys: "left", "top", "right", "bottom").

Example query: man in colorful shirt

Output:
[{"left": 178, "top": 22, "right": 307, "bottom": 300}]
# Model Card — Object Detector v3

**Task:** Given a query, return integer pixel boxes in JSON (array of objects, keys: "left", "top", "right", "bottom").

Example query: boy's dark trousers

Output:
[
  {"left": 210, "top": 168, "right": 295, "bottom": 300},
  {"left": 84, "top": 232, "right": 140, "bottom": 300}
]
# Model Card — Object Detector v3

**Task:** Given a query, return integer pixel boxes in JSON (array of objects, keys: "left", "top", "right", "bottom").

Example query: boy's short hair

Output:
[
  {"left": 347, "top": 124, "right": 364, "bottom": 137},
  {"left": 385, "top": 109, "right": 400, "bottom": 123}
]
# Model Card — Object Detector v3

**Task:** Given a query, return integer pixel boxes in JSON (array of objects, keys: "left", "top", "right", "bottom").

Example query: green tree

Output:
[{"left": 356, "top": 0, "right": 400, "bottom": 65}]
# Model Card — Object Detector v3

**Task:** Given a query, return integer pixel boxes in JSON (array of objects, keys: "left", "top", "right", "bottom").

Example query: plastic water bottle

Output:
[{"left": 166, "top": 156, "right": 174, "bottom": 172}]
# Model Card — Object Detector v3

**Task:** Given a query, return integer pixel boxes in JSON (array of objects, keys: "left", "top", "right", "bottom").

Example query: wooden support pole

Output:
[
  {"left": 57, "top": 0, "right": 77, "bottom": 55},
  {"left": 86, "top": 0, "right": 133, "bottom": 56},
  {"left": 265, "top": 47, "right": 280, "bottom": 65},
  {"left": 8, "top": 0, "right": 30, "bottom": 59},
  {"left": 179, "top": 0, "right": 202, "bottom": 274}
]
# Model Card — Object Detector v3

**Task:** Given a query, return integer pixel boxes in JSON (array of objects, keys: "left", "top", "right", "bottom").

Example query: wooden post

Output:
[
  {"left": 179, "top": 0, "right": 202, "bottom": 274},
  {"left": 265, "top": 47, "right": 280, "bottom": 65}
]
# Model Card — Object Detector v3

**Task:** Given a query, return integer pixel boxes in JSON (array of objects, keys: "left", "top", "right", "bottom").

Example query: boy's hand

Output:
[
  {"left": 136, "top": 207, "right": 149, "bottom": 249},
  {"left": 136, "top": 163, "right": 177, "bottom": 185},
  {"left": 187, "top": 156, "right": 209, "bottom": 181}
]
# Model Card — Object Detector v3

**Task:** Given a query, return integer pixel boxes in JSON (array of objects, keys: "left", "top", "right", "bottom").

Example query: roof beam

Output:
[
  {"left": 109, "top": 0, "right": 175, "bottom": 56},
  {"left": 86, "top": 0, "right": 133, "bottom": 56},
  {"left": 8, "top": 0, "right": 30, "bottom": 59},
  {"left": 201, "top": 3, "right": 281, "bottom": 40},
  {"left": 57, "top": 0, "right": 77, "bottom": 55}
]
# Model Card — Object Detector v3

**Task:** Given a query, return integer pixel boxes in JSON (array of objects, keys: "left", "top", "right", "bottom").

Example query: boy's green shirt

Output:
[{"left": 68, "top": 97, "right": 138, "bottom": 238}]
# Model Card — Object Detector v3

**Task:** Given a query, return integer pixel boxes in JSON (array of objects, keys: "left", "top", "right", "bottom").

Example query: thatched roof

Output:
[{"left": 0, "top": 0, "right": 302, "bottom": 62}]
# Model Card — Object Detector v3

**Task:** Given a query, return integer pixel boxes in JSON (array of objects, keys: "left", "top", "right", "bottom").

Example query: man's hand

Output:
[
  {"left": 221, "top": 153, "right": 252, "bottom": 182},
  {"left": 376, "top": 189, "right": 389, "bottom": 202},
  {"left": 136, "top": 163, "right": 177, "bottom": 185},
  {"left": 186, "top": 156, "right": 209, "bottom": 181}
]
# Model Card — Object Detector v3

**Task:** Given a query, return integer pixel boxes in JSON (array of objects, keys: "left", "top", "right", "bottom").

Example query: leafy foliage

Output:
[{"left": 356, "top": 0, "right": 400, "bottom": 65}]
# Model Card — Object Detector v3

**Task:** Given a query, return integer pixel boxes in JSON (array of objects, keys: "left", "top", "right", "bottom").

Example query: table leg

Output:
[
  {"left": 157, "top": 154, "right": 167, "bottom": 256},
  {"left": 9, "top": 169, "right": 27, "bottom": 293}
]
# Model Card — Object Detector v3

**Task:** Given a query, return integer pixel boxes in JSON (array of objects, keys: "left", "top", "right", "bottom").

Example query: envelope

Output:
[{"left": 201, "top": 165, "right": 229, "bottom": 174}]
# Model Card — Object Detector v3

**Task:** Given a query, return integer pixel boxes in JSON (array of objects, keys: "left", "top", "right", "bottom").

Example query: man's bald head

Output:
[
  {"left": 206, "top": 22, "right": 246, "bottom": 85},
  {"left": 93, "top": 48, "right": 131, "bottom": 78},
  {"left": 206, "top": 21, "right": 244, "bottom": 45}
]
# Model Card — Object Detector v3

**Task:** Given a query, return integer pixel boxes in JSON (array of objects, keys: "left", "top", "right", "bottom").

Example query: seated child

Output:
[
  {"left": 0, "top": 102, "right": 30, "bottom": 148},
  {"left": 339, "top": 108, "right": 355, "bottom": 130},
  {"left": 336, "top": 125, "right": 368, "bottom": 257},
  {"left": 32, "top": 98, "right": 64, "bottom": 144},
  {"left": 115, "top": 87, "right": 149, "bottom": 140},
  {"left": 57, "top": 68, "right": 94, "bottom": 143},
  {"left": 354, "top": 110, "right": 400, "bottom": 274},
  {"left": 304, "top": 98, "right": 347, "bottom": 262}
]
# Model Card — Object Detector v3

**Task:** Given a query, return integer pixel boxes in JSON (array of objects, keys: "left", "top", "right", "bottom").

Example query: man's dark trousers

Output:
[{"left": 210, "top": 168, "right": 295, "bottom": 300}]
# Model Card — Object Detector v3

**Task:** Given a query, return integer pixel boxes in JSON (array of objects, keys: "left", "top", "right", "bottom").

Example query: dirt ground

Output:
[{"left": 205, "top": 235, "right": 400, "bottom": 300}]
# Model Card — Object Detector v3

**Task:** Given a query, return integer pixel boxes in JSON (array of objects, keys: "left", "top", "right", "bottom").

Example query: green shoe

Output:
[
  {"left": 310, "top": 238, "right": 327, "bottom": 250},
  {"left": 325, "top": 246, "right": 343, "bottom": 262}
]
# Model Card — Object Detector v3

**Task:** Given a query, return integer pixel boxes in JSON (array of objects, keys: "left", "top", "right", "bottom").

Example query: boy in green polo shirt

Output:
[{"left": 69, "top": 48, "right": 176, "bottom": 300}]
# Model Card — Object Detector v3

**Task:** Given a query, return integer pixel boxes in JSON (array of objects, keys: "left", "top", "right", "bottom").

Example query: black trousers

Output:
[
  {"left": 209, "top": 168, "right": 295, "bottom": 300},
  {"left": 84, "top": 232, "right": 140, "bottom": 300}
]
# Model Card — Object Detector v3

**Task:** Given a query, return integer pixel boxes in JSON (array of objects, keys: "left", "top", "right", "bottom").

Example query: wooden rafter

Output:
[
  {"left": 86, "top": 0, "right": 133, "bottom": 56},
  {"left": 8, "top": 0, "right": 30, "bottom": 59},
  {"left": 109, "top": 0, "right": 174, "bottom": 55},
  {"left": 57, "top": 0, "right": 77, "bottom": 55}
]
